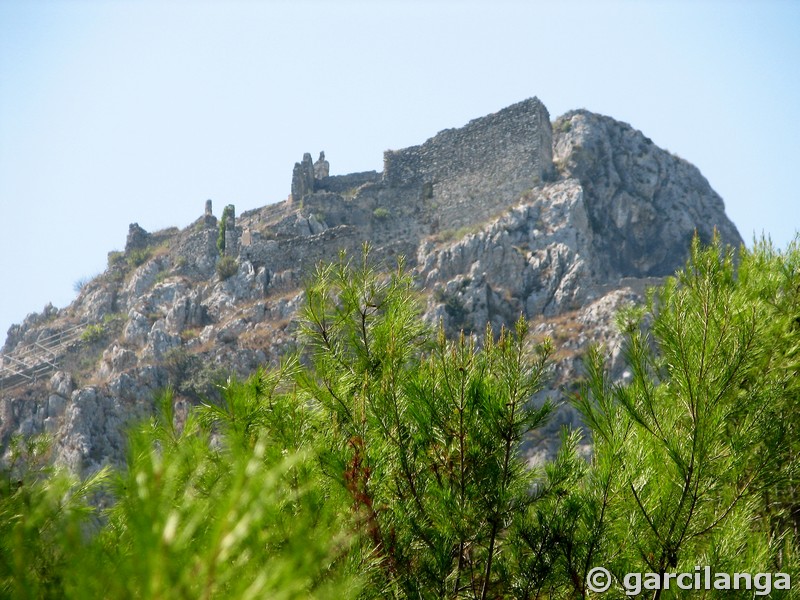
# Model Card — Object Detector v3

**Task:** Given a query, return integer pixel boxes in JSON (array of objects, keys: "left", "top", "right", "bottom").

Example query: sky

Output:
[{"left": 1, "top": 0, "right": 798, "bottom": 344}]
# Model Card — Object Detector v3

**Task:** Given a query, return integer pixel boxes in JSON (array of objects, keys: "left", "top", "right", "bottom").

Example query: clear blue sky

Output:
[{"left": 1, "top": 0, "right": 798, "bottom": 343}]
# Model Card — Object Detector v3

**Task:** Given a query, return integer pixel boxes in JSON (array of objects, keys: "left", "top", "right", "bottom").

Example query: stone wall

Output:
[
  {"left": 381, "top": 97, "right": 554, "bottom": 229},
  {"left": 314, "top": 171, "right": 381, "bottom": 195},
  {"left": 242, "top": 225, "right": 365, "bottom": 279},
  {"left": 287, "top": 98, "right": 555, "bottom": 235},
  {"left": 173, "top": 228, "right": 219, "bottom": 279}
]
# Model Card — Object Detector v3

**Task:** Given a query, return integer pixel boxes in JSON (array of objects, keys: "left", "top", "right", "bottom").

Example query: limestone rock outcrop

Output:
[
  {"left": 553, "top": 111, "right": 742, "bottom": 278},
  {"left": 0, "top": 98, "right": 743, "bottom": 473}
]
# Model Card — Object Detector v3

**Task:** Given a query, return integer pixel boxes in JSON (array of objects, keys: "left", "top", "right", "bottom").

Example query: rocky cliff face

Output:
[
  {"left": 553, "top": 111, "right": 741, "bottom": 279},
  {"left": 0, "top": 98, "right": 743, "bottom": 474}
]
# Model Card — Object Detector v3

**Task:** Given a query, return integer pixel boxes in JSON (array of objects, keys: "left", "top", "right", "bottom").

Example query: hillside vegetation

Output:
[{"left": 2, "top": 236, "right": 798, "bottom": 599}]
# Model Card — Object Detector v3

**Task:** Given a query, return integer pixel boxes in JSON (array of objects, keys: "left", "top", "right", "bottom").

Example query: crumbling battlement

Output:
[
  {"left": 291, "top": 98, "right": 555, "bottom": 233},
  {"left": 314, "top": 171, "right": 381, "bottom": 195},
  {"left": 291, "top": 151, "right": 336, "bottom": 202}
]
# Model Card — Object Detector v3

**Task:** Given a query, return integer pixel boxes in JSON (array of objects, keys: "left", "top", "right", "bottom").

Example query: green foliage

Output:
[
  {"left": 434, "top": 287, "right": 470, "bottom": 329},
  {"left": 102, "top": 312, "right": 126, "bottom": 326},
  {"left": 217, "top": 204, "right": 235, "bottom": 254},
  {"left": 564, "top": 234, "right": 800, "bottom": 598},
  {"left": 444, "top": 292, "right": 467, "bottom": 325},
  {"left": 0, "top": 434, "right": 109, "bottom": 599},
  {"left": 73, "top": 275, "right": 93, "bottom": 293},
  {"left": 434, "top": 223, "right": 484, "bottom": 244},
  {"left": 554, "top": 118, "right": 572, "bottom": 134},
  {"left": 216, "top": 255, "right": 238, "bottom": 280},
  {"left": 297, "top": 248, "right": 555, "bottom": 596},
  {"left": 735, "top": 235, "right": 800, "bottom": 560},
  {"left": 80, "top": 323, "right": 105, "bottom": 344},
  {"left": 107, "top": 250, "right": 125, "bottom": 269},
  {"left": 127, "top": 247, "right": 152, "bottom": 268},
  {"left": 97, "top": 312, "right": 128, "bottom": 341},
  {"left": 88, "top": 388, "right": 359, "bottom": 599},
  {"left": 372, "top": 207, "right": 390, "bottom": 220},
  {"left": 163, "top": 346, "right": 230, "bottom": 401},
  {"left": 4, "top": 237, "right": 800, "bottom": 598}
]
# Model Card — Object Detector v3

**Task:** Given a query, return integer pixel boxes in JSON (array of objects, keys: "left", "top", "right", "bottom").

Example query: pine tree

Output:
[
  {"left": 297, "top": 247, "right": 556, "bottom": 597},
  {"left": 3, "top": 237, "right": 799, "bottom": 599},
  {"left": 572, "top": 234, "right": 799, "bottom": 598}
]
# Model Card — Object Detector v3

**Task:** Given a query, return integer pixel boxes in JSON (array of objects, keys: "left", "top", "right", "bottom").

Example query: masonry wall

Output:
[
  {"left": 242, "top": 225, "right": 365, "bottom": 276},
  {"left": 381, "top": 97, "right": 554, "bottom": 229},
  {"left": 314, "top": 171, "right": 381, "bottom": 195}
]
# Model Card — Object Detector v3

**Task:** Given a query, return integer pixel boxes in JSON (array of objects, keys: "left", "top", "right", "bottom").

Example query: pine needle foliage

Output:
[
  {"left": 570, "top": 234, "right": 800, "bottom": 599},
  {"left": 86, "top": 387, "right": 358, "bottom": 600},
  {"left": 296, "top": 247, "right": 556, "bottom": 597},
  {"left": 2, "top": 237, "right": 800, "bottom": 599},
  {"left": 0, "top": 434, "right": 109, "bottom": 599}
]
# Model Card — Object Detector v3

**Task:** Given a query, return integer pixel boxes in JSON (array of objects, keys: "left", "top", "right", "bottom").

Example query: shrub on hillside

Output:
[{"left": 216, "top": 255, "right": 238, "bottom": 280}]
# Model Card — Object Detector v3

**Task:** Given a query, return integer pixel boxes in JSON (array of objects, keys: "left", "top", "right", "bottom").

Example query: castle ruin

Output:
[{"left": 290, "top": 97, "right": 554, "bottom": 231}]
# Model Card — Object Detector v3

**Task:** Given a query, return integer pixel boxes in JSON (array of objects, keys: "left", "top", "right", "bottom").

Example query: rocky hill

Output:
[{"left": 0, "top": 98, "right": 742, "bottom": 474}]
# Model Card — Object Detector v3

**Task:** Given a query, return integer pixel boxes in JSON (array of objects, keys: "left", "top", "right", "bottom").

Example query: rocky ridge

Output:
[{"left": 0, "top": 98, "right": 743, "bottom": 473}]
